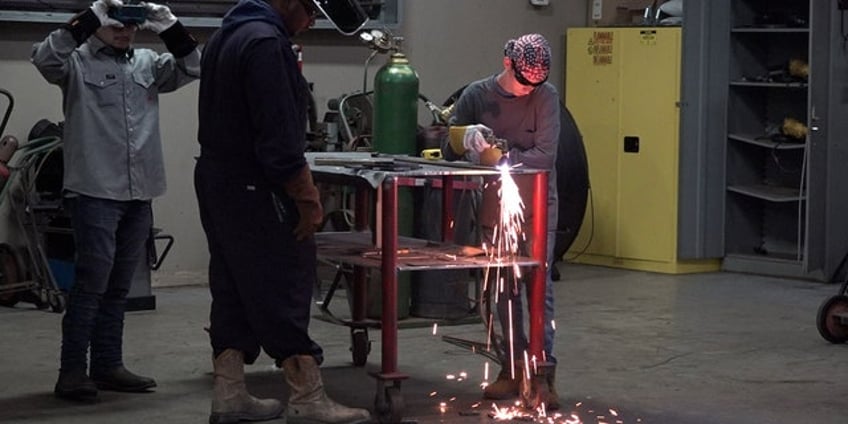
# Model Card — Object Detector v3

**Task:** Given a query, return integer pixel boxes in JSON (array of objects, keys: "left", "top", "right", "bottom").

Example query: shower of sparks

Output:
[
  {"left": 494, "top": 163, "right": 526, "bottom": 258},
  {"left": 428, "top": 165, "right": 643, "bottom": 424},
  {"left": 484, "top": 401, "right": 638, "bottom": 424},
  {"left": 480, "top": 163, "right": 527, "bottom": 360}
]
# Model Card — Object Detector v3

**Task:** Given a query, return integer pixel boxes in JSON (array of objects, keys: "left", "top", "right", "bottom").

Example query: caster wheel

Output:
[
  {"left": 375, "top": 386, "right": 404, "bottom": 424},
  {"left": 816, "top": 295, "right": 848, "bottom": 344},
  {"left": 49, "top": 291, "right": 66, "bottom": 313},
  {"left": 350, "top": 328, "right": 370, "bottom": 367}
]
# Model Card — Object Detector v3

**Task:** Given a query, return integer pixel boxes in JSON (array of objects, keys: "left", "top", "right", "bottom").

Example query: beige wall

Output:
[{"left": 0, "top": 0, "right": 586, "bottom": 283}]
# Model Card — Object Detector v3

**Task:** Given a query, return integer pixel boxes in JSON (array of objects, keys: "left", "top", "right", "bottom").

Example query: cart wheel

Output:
[
  {"left": 0, "top": 243, "right": 21, "bottom": 307},
  {"left": 374, "top": 385, "right": 404, "bottom": 424},
  {"left": 350, "top": 328, "right": 370, "bottom": 367},
  {"left": 816, "top": 295, "right": 848, "bottom": 344},
  {"left": 49, "top": 291, "right": 66, "bottom": 313}
]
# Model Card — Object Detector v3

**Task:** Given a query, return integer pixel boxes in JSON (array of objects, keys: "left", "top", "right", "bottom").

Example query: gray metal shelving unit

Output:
[
  {"left": 722, "top": 0, "right": 848, "bottom": 280},
  {"left": 680, "top": 0, "right": 848, "bottom": 281}
]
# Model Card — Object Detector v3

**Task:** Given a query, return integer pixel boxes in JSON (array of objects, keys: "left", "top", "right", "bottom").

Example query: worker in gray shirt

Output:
[
  {"left": 31, "top": 0, "right": 199, "bottom": 401},
  {"left": 443, "top": 33, "right": 561, "bottom": 409}
]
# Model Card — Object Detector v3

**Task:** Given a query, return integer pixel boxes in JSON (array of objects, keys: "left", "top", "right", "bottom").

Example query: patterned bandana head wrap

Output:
[{"left": 504, "top": 33, "right": 551, "bottom": 85}]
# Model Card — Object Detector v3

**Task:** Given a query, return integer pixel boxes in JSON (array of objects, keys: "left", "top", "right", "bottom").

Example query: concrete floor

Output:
[{"left": 0, "top": 263, "right": 846, "bottom": 424}]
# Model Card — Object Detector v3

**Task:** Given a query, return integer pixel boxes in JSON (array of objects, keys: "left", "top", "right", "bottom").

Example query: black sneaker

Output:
[
  {"left": 54, "top": 369, "right": 98, "bottom": 401},
  {"left": 91, "top": 366, "right": 156, "bottom": 392}
]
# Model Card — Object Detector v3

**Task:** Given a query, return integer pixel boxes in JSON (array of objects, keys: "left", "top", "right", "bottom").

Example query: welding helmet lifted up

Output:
[{"left": 311, "top": 0, "right": 369, "bottom": 35}]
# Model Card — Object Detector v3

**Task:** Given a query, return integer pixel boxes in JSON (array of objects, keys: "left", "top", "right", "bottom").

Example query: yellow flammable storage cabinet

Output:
[{"left": 565, "top": 27, "right": 719, "bottom": 274}]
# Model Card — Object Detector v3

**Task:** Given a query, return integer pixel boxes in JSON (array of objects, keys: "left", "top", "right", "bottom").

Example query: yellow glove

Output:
[
  {"left": 448, "top": 124, "right": 493, "bottom": 155},
  {"left": 782, "top": 117, "right": 807, "bottom": 140}
]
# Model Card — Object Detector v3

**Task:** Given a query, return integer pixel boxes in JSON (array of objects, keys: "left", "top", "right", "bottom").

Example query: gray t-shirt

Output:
[{"left": 446, "top": 74, "right": 560, "bottom": 228}]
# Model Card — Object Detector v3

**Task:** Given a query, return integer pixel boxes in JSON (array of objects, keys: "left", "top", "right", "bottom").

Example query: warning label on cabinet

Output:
[
  {"left": 640, "top": 30, "right": 657, "bottom": 46},
  {"left": 587, "top": 31, "right": 614, "bottom": 65}
]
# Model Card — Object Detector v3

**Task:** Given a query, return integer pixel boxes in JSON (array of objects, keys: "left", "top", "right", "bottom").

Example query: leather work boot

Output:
[
  {"left": 543, "top": 365, "right": 561, "bottom": 410},
  {"left": 91, "top": 365, "right": 157, "bottom": 392},
  {"left": 210, "top": 349, "right": 284, "bottom": 424},
  {"left": 282, "top": 355, "right": 371, "bottom": 424},
  {"left": 483, "top": 363, "right": 522, "bottom": 400},
  {"left": 54, "top": 369, "right": 98, "bottom": 401}
]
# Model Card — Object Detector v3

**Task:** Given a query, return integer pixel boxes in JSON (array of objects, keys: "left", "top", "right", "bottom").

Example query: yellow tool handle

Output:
[{"left": 420, "top": 148, "right": 443, "bottom": 160}]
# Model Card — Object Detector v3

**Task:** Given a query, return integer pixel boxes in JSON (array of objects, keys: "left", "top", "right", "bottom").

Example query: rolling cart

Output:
[
  {"left": 0, "top": 88, "right": 65, "bottom": 312},
  {"left": 0, "top": 135, "right": 65, "bottom": 312},
  {"left": 307, "top": 152, "right": 550, "bottom": 423}
]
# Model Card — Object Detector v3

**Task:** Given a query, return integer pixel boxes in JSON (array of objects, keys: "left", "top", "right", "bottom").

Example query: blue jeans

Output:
[{"left": 60, "top": 195, "right": 152, "bottom": 373}]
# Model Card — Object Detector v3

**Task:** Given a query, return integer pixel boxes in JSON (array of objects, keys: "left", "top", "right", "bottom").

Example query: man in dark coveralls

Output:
[{"left": 195, "top": 0, "right": 370, "bottom": 423}]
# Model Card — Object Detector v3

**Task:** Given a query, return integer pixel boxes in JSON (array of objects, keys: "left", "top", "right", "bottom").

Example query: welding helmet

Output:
[{"left": 311, "top": 0, "right": 369, "bottom": 35}]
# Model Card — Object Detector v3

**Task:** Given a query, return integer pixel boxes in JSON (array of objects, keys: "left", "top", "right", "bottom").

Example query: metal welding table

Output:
[{"left": 306, "top": 152, "right": 549, "bottom": 423}]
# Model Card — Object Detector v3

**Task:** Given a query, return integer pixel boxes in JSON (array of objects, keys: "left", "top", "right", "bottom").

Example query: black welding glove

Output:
[
  {"left": 141, "top": 2, "right": 198, "bottom": 58},
  {"left": 283, "top": 165, "right": 323, "bottom": 241}
]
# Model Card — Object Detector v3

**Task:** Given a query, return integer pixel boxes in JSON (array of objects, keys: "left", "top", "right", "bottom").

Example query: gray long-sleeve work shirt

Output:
[{"left": 31, "top": 28, "right": 200, "bottom": 201}]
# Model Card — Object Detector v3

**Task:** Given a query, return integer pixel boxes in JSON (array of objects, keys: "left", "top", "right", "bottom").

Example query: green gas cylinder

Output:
[
  {"left": 368, "top": 51, "right": 419, "bottom": 320},
  {"left": 373, "top": 52, "right": 419, "bottom": 154}
]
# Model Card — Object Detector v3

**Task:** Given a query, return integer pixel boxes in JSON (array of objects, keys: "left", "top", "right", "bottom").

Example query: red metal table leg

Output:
[
  {"left": 380, "top": 176, "right": 399, "bottom": 376},
  {"left": 372, "top": 177, "right": 409, "bottom": 423},
  {"left": 521, "top": 171, "right": 551, "bottom": 410},
  {"left": 528, "top": 171, "right": 548, "bottom": 362},
  {"left": 441, "top": 175, "right": 455, "bottom": 242}
]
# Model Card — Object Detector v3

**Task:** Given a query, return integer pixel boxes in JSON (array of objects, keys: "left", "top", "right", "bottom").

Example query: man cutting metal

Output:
[{"left": 442, "top": 33, "right": 562, "bottom": 409}]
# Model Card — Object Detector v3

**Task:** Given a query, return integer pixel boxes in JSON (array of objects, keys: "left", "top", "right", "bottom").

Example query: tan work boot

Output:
[
  {"left": 210, "top": 349, "right": 285, "bottom": 424},
  {"left": 543, "top": 365, "right": 560, "bottom": 410},
  {"left": 282, "top": 355, "right": 371, "bottom": 424},
  {"left": 483, "top": 362, "right": 521, "bottom": 400}
]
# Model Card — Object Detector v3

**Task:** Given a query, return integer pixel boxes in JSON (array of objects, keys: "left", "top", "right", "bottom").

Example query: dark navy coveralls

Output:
[{"left": 195, "top": 0, "right": 322, "bottom": 365}]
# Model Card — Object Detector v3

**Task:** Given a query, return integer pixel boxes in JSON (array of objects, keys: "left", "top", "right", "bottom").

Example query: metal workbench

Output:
[{"left": 306, "top": 152, "right": 550, "bottom": 423}]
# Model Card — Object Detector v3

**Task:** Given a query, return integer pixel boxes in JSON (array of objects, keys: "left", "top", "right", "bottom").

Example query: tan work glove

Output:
[
  {"left": 283, "top": 165, "right": 324, "bottom": 241},
  {"left": 479, "top": 147, "right": 504, "bottom": 166},
  {"left": 448, "top": 124, "right": 493, "bottom": 155}
]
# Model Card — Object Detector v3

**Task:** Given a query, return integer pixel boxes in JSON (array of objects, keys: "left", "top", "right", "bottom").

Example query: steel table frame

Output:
[{"left": 307, "top": 153, "right": 549, "bottom": 422}]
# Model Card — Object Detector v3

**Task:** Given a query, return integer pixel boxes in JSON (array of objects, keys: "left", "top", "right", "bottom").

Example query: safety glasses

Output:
[{"left": 511, "top": 59, "right": 547, "bottom": 87}]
